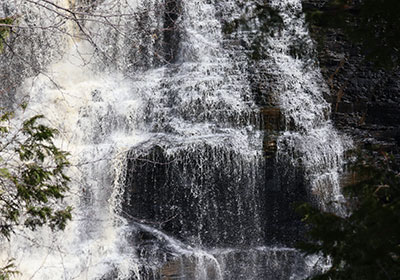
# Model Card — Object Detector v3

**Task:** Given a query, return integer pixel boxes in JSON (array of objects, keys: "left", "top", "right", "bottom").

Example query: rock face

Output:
[
  {"left": 123, "top": 144, "right": 266, "bottom": 248},
  {"left": 302, "top": 0, "right": 400, "bottom": 158}
]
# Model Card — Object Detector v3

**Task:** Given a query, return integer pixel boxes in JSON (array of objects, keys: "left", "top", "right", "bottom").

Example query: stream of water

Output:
[{"left": 0, "top": 0, "right": 348, "bottom": 279}]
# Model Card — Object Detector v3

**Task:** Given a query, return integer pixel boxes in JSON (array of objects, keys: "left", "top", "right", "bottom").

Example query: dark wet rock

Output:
[
  {"left": 302, "top": 0, "right": 400, "bottom": 160},
  {"left": 123, "top": 143, "right": 268, "bottom": 248}
]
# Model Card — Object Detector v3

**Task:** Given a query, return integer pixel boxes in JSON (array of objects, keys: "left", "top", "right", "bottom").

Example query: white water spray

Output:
[
  {"left": 267, "top": 0, "right": 351, "bottom": 211},
  {"left": 0, "top": 0, "right": 350, "bottom": 279}
]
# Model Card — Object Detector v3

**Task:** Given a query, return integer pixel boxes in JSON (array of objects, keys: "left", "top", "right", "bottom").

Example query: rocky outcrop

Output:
[{"left": 302, "top": 0, "right": 400, "bottom": 159}]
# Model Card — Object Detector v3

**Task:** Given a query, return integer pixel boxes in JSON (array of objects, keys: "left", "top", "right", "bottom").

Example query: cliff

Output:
[{"left": 302, "top": 0, "right": 400, "bottom": 159}]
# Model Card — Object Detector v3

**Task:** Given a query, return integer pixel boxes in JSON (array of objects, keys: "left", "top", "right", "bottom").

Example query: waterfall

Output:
[
  {"left": 266, "top": 0, "right": 351, "bottom": 212},
  {"left": 0, "top": 0, "right": 348, "bottom": 279}
]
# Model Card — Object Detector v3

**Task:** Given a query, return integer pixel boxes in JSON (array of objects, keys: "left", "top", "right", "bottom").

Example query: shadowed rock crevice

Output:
[{"left": 163, "top": 0, "right": 182, "bottom": 63}]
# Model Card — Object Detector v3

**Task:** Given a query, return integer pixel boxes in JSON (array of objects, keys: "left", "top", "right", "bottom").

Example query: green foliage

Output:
[
  {"left": 0, "top": 17, "right": 14, "bottom": 53},
  {"left": 0, "top": 107, "right": 72, "bottom": 239},
  {"left": 0, "top": 259, "right": 18, "bottom": 280},
  {"left": 305, "top": 0, "right": 400, "bottom": 69},
  {"left": 0, "top": 106, "right": 72, "bottom": 277},
  {"left": 296, "top": 150, "right": 400, "bottom": 279}
]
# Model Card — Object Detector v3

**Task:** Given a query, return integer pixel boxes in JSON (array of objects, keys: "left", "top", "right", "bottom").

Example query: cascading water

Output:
[
  {"left": 265, "top": 0, "right": 351, "bottom": 213},
  {"left": 0, "top": 0, "right": 348, "bottom": 279}
]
